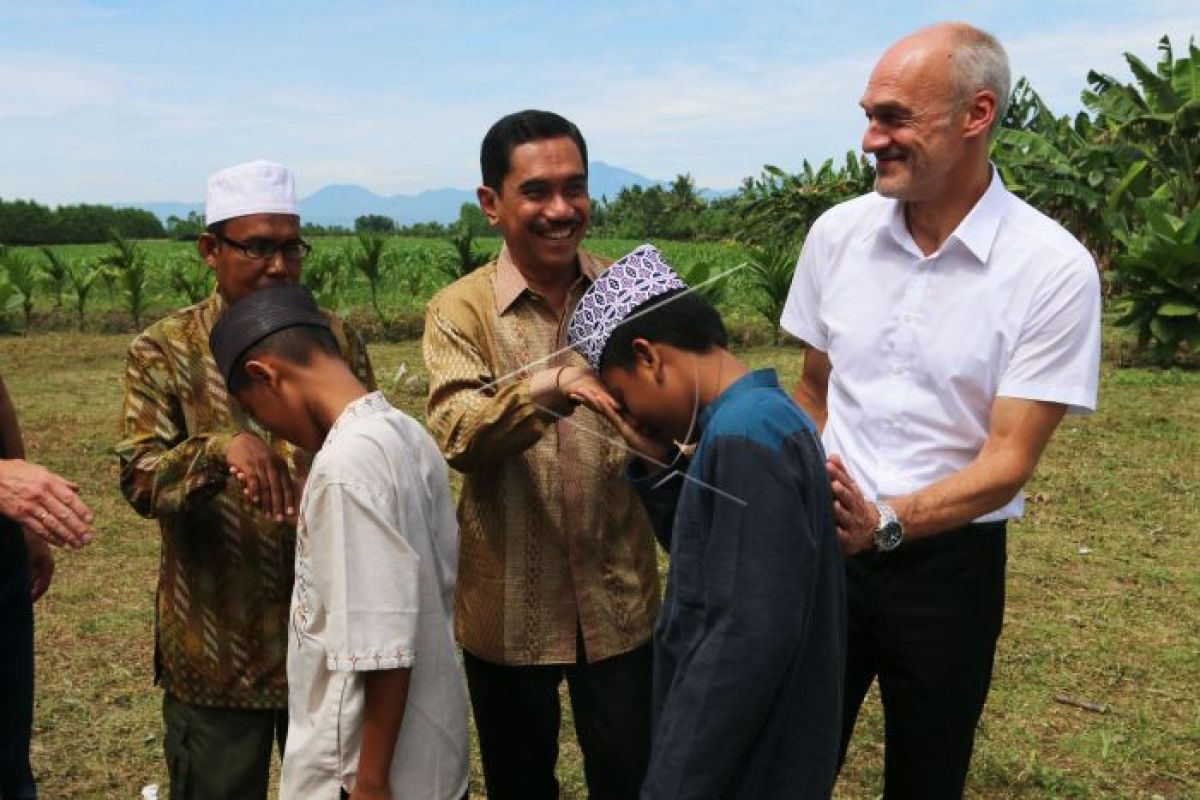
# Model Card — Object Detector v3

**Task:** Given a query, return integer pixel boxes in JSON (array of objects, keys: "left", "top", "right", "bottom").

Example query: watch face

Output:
[{"left": 876, "top": 521, "right": 903, "bottom": 551}]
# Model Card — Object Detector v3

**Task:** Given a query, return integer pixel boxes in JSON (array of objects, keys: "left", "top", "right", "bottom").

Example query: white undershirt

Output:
[{"left": 781, "top": 169, "right": 1101, "bottom": 522}]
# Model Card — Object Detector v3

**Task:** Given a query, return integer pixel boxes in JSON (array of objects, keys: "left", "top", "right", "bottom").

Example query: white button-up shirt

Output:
[
  {"left": 781, "top": 169, "right": 1101, "bottom": 522},
  {"left": 281, "top": 392, "right": 469, "bottom": 800}
]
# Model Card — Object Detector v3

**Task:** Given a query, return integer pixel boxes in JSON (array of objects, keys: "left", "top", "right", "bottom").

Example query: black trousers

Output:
[
  {"left": 162, "top": 692, "right": 287, "bottom": 800},
  {"left": 840, "top": 522, "right": 1007, "bottom": 800},
  {"left": 0, "top": 564, "right": 36, "bottom": 800},
  {"left": 463, "top": 636, "right": 653, "bottom": 800}
]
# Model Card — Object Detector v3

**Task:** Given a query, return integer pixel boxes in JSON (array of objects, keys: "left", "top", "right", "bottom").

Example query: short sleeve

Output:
[
  {"left": 304, "top": 479, "right": 420, "bottom": 671},
  {"left": 997, "top": 254, "right": 1102, "bottom": 415},
  {"left": 780, "top": 219, "right": 829, "bottom": 350}
]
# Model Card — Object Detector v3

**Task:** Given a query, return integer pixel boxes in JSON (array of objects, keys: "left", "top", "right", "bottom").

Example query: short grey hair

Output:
[{"left": 948, "top": 24, "right": 1011, "bottom": 139}]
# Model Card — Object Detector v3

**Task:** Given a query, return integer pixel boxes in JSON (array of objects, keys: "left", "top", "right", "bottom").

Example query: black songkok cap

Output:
[{"left": 209, "top": 285, "right": 331, "bottom": 387}]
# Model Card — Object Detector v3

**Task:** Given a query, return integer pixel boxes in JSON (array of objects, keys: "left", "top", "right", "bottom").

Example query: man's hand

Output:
[
  {"left": 25, "top": 530, "right": 55, "bottom": 601},
  {"left": 0, "top": 459, "right": 95, "bottom": 548},
  {"left": 827, "top": 454, "right": 878, "bottom": 555},
  {"left": 226, "top": 432, "right": 296, "bottom": 523}
]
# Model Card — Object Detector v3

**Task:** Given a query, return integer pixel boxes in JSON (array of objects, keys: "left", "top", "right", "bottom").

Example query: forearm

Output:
[
  {"left": 427, "top": 374, "right": 559, "bottom": 472},
  {"left": 116, "top": 431, "right": 235, "bottom": 518},
  {"left": 355, "top": 667, "right": 411, "bottom": 794},
  {"left": 891, "top": 401, "right": 1066, "bottom": 540},
  {"left": 892, "top": 460, "right": 1021, "bottom": 540},
  {"left": 792, "top": 379, "right": 827, "bottom": 432}
]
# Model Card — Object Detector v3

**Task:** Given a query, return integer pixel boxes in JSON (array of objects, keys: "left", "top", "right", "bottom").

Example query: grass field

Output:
[{"left": 2, "top": 322, "right": 1197, "bottom": 798}]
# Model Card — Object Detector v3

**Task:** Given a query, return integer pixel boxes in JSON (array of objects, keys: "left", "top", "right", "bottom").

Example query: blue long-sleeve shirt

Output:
[{"left": 632, "top": 369, "right": 846, "bottom": 799}]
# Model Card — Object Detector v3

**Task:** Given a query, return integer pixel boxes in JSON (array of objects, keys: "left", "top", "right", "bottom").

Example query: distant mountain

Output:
[{"left": 124, "top": 162, "right": 729, "bottom": 227}]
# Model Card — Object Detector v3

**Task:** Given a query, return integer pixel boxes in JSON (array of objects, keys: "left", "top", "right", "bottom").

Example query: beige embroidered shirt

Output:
[{"left": 423, "top": 245, "right": 660, "bottom": 665}]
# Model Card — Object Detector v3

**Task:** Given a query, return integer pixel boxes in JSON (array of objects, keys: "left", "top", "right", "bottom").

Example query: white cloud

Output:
[{"left": 1, "top": 3, "right": 1196, "bottom": 203}]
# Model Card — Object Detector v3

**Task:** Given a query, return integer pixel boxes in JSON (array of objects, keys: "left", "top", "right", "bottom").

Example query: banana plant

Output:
[{"left": 1111, "top": 203, "right": 1200, "bottom": 364}]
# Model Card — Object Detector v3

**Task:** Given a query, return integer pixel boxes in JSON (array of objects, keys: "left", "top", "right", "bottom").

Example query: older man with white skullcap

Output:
[{"left": 115, "top": 161, "right": 375, "bottom": 800}]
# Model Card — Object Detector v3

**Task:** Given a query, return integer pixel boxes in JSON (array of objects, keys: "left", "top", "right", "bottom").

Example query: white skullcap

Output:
[{"left": 204, "top": 159, "right": 300, "bottom": 226}]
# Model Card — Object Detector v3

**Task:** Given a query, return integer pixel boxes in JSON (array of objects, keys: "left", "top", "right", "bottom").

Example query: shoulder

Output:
[
  {"left": 313, "top": 403, "right": 438, "bottom": 487},
  {"left": 127, "top": 300, "right": 210, "bottom": 361},
  {"left": 999, "top": 191, "right": 1096, "bottom": 272},
  {"left": 809, "top": 191, "right": 891, "bottom": 244},
  {"left": 706, "top": 387, "right": 817, "bottom": 454},
  {"left": 426, "top": 262, "right": 499, "bottom": 337},
  {"left": 581, "top": 249, "right": 613, "bottom": 273},
  {"left": 428, "top": 262, "right": 498, "bottom": 316}
]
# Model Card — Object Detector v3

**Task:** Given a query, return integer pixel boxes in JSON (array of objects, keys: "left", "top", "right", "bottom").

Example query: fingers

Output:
[
  {"left": 261, "top": 459, "right": 285, "bottom": 522},
  {"left": 230, "top": 455, "right": 295, "bottom": 523},
  {"left": 24, "top": 514, "right": 65, "bottom": 548},
  {"left": 266, "top": 459, "right": 295, "bottom": 523},
  {"left": 40, "top": 493, "right": 94, "bottom": 548}
]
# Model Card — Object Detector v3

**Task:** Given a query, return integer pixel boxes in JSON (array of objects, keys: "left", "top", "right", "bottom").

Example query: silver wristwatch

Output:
[{"left": 873, "top": 501, "right": 904, "bottom": 552}]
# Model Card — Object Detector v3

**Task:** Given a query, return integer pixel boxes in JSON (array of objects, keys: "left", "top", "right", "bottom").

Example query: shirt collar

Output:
[
  {"left": 323, "top": 390, "right": 389, "bottom": 446},
  {"left": 948, "top": 165, "right": 1010, "bottom": 264},
  {"left": 876, "top": 164, "right": 1012, "bottom": 265},
  {"left": 698, "top": 368, "right": 780, "bottom": 430},
  {"left": 493, "top": 243, "right": 602, "bottom": 314}
]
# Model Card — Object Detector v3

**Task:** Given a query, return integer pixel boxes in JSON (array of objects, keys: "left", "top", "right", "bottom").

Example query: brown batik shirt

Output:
[
  {"left": 116, "top": 292, "right": 375, "bottom": 708},
  {"left": 424, "top": 245, "right": 661, "bottom": 666}
]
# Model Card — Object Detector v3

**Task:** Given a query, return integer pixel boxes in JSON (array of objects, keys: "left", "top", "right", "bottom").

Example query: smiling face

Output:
[
  {"left": 198, "top": 213, "right": 303, "bottom": 305},
  {"left": 477, "top": 136, "right": 590, "bottom": 277},
  {"left": 859, "top": 32, "right": 974, "bottom": 202}
]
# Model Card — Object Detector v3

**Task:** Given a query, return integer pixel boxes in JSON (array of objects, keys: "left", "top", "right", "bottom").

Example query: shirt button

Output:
[
  {"left": 902, "top": 314, "right": 914, "bottom": 324},
  {"left": 892, "top": 365, "right": 904, "bottom": 375}
]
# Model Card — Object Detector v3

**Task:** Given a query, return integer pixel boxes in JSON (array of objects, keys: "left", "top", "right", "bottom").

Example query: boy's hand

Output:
[
  {"left": 24, "top": 530, "right": 55, "bottom": 602},
  {"left": 227, "top": 433, "right": 296, "bottom": 523}
]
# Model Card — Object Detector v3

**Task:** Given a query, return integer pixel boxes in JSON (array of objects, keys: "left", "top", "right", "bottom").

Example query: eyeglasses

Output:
[{"left": 216, "top": 234, "right": 312, "bottom": 262}]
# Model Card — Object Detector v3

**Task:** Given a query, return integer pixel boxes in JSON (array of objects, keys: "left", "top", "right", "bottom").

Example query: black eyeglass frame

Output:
[{"left": 215, "top": 233, "right": 313, "bottom": 262}]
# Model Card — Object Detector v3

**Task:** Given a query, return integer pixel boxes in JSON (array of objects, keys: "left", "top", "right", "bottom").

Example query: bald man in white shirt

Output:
[{"left": 780, "top": 22, "right": 1101, "bottom": 798}]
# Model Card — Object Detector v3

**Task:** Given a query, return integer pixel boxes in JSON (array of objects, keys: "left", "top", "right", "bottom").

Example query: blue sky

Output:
[{"left": 1, "top": 0, "right": 1197, "bottom": 204}]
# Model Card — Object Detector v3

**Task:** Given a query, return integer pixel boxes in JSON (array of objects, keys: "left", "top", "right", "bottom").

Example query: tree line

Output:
[
  {"left": 0, "top": 199, "right": 165, "bottom": 245},
  {"left": 2, "top": 35, "right": 1196, "bottom": 362}
]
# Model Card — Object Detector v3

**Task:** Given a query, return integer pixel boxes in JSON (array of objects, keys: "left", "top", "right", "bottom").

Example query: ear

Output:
[
  {"left": 197, "top": 233, "right": 219, "bottom": 269},
  {"left": 476, "top": 186, "right": 502, "bottom": 228},
  {"left": 962, "top": 89, "right": 997, "bottom": 141},
  {"left": 242, "top": 358, "right": 281, "bottom": 391},
  {"left": 630, "top": 338, "right": 665, "bottom": 382}
]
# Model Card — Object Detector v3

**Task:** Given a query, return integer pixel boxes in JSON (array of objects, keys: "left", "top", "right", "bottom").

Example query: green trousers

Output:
[{"left": 162, "top": 692, "right": 287, "bottom": 800}]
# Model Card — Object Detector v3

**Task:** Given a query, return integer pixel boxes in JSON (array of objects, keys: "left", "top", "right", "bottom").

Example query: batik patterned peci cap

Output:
[{"left": 566, "top": 243, "right": 687, "bottom": 372}]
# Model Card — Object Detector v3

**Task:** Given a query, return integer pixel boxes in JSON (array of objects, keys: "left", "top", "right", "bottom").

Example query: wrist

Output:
[{"left": 872, "top": 500, "right": 904, "bottom": 552}]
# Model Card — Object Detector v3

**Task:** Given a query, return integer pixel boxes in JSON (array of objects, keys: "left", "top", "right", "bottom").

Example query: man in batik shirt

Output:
[
  {"left": 116, "top": 160, "right": 374, "bottom": 800},
  {"left": 424, "top": 110, "right": 660, "bottom": 800}
]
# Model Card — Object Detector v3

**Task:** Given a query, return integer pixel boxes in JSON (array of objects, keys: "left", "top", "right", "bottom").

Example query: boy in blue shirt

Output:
[{"left": 562, "top": 244, "right": 846, "bottom": 799}]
